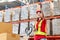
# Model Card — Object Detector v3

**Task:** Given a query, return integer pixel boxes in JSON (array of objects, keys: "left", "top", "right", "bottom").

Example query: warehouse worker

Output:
[{"left": 34, "top": 10, "right": 47, "bottom": 40}]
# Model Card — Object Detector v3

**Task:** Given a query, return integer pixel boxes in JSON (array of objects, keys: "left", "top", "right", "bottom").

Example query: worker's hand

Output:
[{"left": 34, "top": 28, "right": 37, "bottom": 32}]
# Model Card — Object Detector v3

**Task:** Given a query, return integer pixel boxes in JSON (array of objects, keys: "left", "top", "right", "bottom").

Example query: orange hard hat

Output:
[{"left": 36, "top": 10, "right": 42, "bottom": 14}]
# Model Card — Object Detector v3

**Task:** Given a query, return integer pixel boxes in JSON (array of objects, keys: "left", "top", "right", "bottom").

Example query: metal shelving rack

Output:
[{"left": 0, "top": 0, "right": 60, "bottom": 36}]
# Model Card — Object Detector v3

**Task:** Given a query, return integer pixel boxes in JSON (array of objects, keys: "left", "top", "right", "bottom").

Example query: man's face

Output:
[{"left": 37, "top": 12, "right": 43, "bottom": 18}]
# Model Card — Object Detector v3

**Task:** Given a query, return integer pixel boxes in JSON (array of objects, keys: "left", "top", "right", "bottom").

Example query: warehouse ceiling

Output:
[
  {"left": 0, "top": 0, "right": 38, "bottom": 10},
  {"left": 0, "top": 1, "right": 26, "bottom": 10}
]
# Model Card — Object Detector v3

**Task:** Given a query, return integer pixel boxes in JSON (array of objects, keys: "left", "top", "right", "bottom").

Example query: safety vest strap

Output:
[
  {"left": 38, "top": 20, "right": 42, "bottom": 31},
  {"left": 35, "top": 31, "right": 46, "bottom": 35}
]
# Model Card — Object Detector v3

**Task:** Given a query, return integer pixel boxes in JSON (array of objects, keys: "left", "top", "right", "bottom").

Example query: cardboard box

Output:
[
  {"left": 0, "top": 22, "right": 12, "bottom": 33},
  {"left": 0, "top": 33, "right": 20, "bottom": 40}
]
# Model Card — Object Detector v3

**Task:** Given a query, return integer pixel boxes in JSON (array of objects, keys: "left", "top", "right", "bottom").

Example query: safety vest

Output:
[{"left": 35, "top": 19, "right": 46, "bottom": 35}]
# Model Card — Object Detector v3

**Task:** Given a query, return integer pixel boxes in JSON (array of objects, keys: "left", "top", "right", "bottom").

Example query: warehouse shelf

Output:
[
  {"left": 29, "top": 35, "right": 60, "bottom": 40},
  {"left": 29, "top": 35, "right": 60, "bottom": 38},
  {"left": 0, "top": 0, "right": 59, "bottom": 37},
  {"left": 4, "top": 15, "right": 60, "bottom": 24}
]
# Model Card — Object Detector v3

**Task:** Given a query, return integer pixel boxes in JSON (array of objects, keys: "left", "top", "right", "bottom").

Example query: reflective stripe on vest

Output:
[{"left": 35, "top": 20, "right": 46, "bottom": 35}]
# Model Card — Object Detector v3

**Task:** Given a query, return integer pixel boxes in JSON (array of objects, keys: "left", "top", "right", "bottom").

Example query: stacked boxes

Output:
[
  {"left": 0, "top": 22, "right": 20, "bottom": 40},
  {"left": 0, "top": 33, "right": 20, "bottom": 40}
]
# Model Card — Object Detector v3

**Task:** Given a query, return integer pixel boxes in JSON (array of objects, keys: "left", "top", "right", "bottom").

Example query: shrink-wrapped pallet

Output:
[
  {"left": 12, "top": 8, "right": 20, "bottom": 21},
  {"left": 0, "top": 11, "right": 3, "bottom": 22},
  {"left": 42, "top": 2, "right": 51, "bottom": 16},
  {"left": 20, "top": 22, "right": 28, "bottom": 36},
  {"left": 4, "top": 9, "right": 11, "bottom": 22},
  {"left": 29, "top": 4, "right": 37, "bottom": 19},
  {"left": 52, "top": 19, "right": 60, "bottom": 35},
  {"left": 21, "top": 6, "right": 28, "bottom": 20},
  {"left": 12, "top": 24, "right": 19, "bottom": 34}
]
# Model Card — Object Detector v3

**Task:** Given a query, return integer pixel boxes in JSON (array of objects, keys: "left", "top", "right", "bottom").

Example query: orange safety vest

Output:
[{"left": 35, "top": 19, "right": 46, "bottom": 35}]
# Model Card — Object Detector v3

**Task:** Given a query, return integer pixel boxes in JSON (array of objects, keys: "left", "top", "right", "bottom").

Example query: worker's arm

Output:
[
  {"left": 33, "top": 21, "right": 37, "bottom": 32},
  {"left": 45, "top": 16, "right": 57, "bottom": 20}
]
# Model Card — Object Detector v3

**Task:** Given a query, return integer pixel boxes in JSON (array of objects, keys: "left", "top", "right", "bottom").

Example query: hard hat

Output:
[{"left": 36, "top": 10, "right": 42, "bottom": 14}]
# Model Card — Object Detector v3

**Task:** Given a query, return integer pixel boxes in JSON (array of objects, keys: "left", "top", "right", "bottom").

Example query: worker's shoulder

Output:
[
  {"left": 43, "top": 18, "right": 46, "bottom": 21},
  {"left": 42, "top": 18, "right": 46, "bottom": 22}
]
